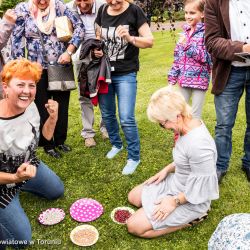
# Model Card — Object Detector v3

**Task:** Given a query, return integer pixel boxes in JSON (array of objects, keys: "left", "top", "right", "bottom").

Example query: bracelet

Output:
[
  {"left": 174, "top": 196, "right": 181, "bottom": 207},
  {"left": 66, "top": 50, "right": 73, "bottom": 57}
]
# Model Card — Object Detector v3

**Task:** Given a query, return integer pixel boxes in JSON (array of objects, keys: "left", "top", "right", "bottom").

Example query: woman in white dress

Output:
[{"left": 127, "top": 86, "right": 219, "bottom": 238}]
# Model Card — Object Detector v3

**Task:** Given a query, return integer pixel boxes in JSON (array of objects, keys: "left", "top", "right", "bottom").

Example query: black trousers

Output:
[{"left": 35, "top": 69, "right": 70, "bottom": 150}]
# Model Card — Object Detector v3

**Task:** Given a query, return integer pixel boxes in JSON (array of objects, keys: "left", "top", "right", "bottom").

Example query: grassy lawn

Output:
[{"left": 19, "top": 31, "right": 250, "bottom": 250}]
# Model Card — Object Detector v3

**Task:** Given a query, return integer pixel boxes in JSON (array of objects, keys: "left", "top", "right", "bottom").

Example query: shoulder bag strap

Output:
[{"left": 37, "top": 29, "right": 49, "bottom": 64}]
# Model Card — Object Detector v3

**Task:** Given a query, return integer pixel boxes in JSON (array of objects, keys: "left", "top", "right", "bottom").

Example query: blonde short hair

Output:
[{"left": 147, "top": 86, "right": 192, "bottom": 123}]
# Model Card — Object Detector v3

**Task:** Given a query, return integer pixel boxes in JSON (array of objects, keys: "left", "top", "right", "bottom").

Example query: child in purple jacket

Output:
[{"left": 168, "top": 0, "right": 212, "bottom": 119}]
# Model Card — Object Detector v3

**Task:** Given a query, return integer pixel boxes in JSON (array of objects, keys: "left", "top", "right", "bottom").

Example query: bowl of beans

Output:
[
  {"left": 38, "top": 208, "right": 65, "bottom": 226},
  {"left": 70, "top": 225, "right": 99, "bottom": 246},
  {"left": 110, "top": 207, "right": 135, "bottom": 225}
]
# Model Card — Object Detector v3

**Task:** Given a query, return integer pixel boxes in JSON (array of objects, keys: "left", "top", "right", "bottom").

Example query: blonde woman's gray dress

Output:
[{"left": 142, "top": 123, "right": 219, "bottom": 230}]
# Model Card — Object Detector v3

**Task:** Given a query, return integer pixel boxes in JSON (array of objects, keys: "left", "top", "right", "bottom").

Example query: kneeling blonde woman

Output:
[{"left": 127, "top": 87, "right": 219, "bottom": 238}]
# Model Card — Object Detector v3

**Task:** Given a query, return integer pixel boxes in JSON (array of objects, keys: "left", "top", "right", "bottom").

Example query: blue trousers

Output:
[
  {"left": 0, "top": 161, "right": 64, "bottom": 248},
  {"left": 215, "top": 66, "right": 250, "bottom": 172},
  {"left": 98, "top": 72, "right": 140, "bottom": 161}
]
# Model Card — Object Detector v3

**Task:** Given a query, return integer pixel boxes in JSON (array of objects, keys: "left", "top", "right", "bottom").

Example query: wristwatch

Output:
[
  {"left": 174, "top": 196, "right": 181, "bottom": 207},
  {"left": 66, "top": 50, "right": 73, "bottom": 56}
]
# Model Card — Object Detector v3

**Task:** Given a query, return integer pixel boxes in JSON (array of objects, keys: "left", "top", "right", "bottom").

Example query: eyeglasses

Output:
[{"left": 159, "top": 120, "right": 168, "bottom": 128}]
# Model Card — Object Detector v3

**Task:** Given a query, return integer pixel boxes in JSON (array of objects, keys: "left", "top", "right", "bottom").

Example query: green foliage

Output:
[
  {"left": 0, "top": 0, "right": 22, "bottom": 15},
  {"left": 18, "top": 30, "right": 249, "bottom": 250},
  {"left": 152, "top": 10, "right": 185, "bottom": 22}
]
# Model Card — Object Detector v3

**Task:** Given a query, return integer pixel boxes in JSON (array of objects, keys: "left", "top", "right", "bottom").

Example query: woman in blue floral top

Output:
[{"left": 12, "top": 0, "right": 84, "bottom": 158}]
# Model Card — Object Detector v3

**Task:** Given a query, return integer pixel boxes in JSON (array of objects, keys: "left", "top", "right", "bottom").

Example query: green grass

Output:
[{"left": 18, "top": 31, "right": 250, "bottom": 250}]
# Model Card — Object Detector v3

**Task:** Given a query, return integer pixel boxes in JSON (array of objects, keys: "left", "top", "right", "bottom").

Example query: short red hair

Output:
[{"left": 1, "top": 59, "right": 42, "bottom": 85}]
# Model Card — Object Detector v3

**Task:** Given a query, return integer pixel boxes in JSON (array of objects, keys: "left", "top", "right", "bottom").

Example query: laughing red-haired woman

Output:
[{"left": 0, "top": 59, "right": 64, "bottom": 248}]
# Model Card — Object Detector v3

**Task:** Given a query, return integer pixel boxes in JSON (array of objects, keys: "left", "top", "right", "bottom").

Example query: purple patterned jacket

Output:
[
  {"left": 168, "top": 23, "right": 212, "bottom": 90},
  {"left": 11, "top": 0, "right": 84, "bottom": 69}
]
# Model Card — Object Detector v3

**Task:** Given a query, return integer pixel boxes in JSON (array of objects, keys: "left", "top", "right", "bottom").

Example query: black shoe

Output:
[
  {"left": 57, "top": 144, "right": 72, "bottom": 153},
  {"left": 44, "top": 148, "right": 62, "bottom": 159},
  {"left": 216, "top": 170, "right": 227, "bottom": 184},
  {"left": 242, "top": 167, "right": 250, "bottom": 182},
  {"left": 188, "top": 212, "right": 208, "bottom": 226}
]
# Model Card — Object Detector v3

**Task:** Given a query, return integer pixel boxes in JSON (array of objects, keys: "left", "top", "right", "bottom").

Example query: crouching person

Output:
[{"left": 0, "top": 59, "right": 64, "bottom": 248}]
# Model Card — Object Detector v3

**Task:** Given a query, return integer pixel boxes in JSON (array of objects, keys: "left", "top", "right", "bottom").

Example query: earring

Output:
[{"left": 4, "top": 92, "right": 8, "bottom": 99}]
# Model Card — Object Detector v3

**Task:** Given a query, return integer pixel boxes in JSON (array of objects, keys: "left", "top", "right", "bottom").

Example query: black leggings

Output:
[{"left": 35, "top": 69, "right": 70, "bottom": 150}]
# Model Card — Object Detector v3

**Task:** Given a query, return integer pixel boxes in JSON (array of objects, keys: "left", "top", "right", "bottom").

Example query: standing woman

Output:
[
  {"left": 11, "top": 0, "right": 84, "bottom": 158},
  {"left": 0, "top": 9, "right": 17, "bottom": 100},
  {"left": 95, "top": 0, "right": 153, "bottom": 175}
]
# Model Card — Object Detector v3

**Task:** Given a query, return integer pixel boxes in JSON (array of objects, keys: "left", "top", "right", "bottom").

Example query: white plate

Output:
[
  {"left": 38, "top": 208, "right": 65, "bottom": 226},
  {"left": 70, "top": 225, "right": 99, "bottom": 247},
  {"left": 110, "top": 207, "right": 135, "bottom": 225}
]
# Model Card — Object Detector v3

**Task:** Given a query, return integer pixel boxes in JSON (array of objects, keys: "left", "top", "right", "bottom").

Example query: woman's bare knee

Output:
[
  {"left": 127, "top": 190, "right": 133, "bottom": 203},
  {"left": 128, "top": 190, "right": 137, "bottom": 206},
  {"left": 127, "top": 217, "right": 144, "bottom": 236},
  {"left": 128, "top": 185, "right": 143, "bottom": 207}
]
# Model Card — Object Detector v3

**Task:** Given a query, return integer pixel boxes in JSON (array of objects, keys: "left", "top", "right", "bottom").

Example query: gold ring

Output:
[{"left": 159, "top": 210, "right": 164, "bottom": 214}]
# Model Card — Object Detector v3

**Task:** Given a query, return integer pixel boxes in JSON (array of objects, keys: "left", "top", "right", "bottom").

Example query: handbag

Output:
[
  {"left": 54, "top": 16, "right": 73, "bottom": 42},
  {"left": 47, "top": 63, "right": 76, "bottom": 91},
  {"left": 37, "top": 29, "right": 76, "bottom": 91}
]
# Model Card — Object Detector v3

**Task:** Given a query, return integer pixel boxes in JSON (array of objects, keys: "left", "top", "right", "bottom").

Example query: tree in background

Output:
[
  {"left": 0, "top": 0, "right": 184, "bottom": 25},
  {"left": 135, "top": 0, "right": 184, "bottom": 37}
]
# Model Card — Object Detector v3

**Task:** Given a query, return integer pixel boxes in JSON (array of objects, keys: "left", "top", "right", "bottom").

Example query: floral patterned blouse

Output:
[{"left": 11, "top": 0, "right": 84, "bottom": 69}]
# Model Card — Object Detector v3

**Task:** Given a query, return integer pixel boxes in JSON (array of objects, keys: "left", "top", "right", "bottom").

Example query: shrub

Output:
[{"left": 0, "top": 0, "right": 22, "bottom": 16}]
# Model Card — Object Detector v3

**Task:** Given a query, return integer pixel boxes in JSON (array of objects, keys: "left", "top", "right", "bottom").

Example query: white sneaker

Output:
[
  {"left": 106, "top": 146, "right": 123, "bottom": 159},
  {"left": 122, "top": 159, "right": 140, "bottom": 175}
]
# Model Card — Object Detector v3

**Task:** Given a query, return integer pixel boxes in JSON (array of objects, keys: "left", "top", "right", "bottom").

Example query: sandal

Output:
[{"left": 188, "top": 212, "right": 208, "bottom": 226}]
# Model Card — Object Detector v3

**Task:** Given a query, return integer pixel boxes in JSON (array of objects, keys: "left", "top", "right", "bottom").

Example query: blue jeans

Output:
[
  {"left": 215, "top": 66, "right": 250, "bottom": 172},
  {"left": 98, "top": 72, "right": 140, "bottom": 161},
  {"left": 0, "top": 161, "right": 64, "bottom": 248}
]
